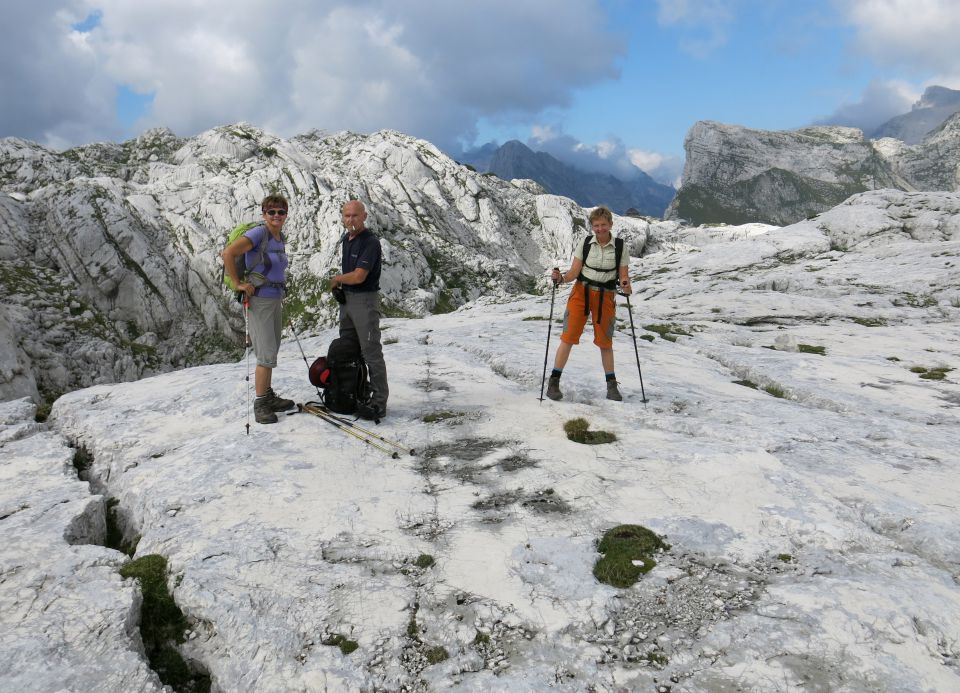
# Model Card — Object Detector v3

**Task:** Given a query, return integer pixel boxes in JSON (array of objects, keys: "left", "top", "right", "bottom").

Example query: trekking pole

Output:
[
  {"left": 243, "top": 299, "right": 252, "bottom": 434},
  {"left": 539, "top": 269, "right": 560, "bottom": 402},
  {"left": 622, "top": 292, "right": 648, "bottom": 404},
  {"left": 288, "top": 320, "right": 325, "bottom": 399},
  {"left": 287, "top": 319, "right": 311, "bottom": 370},
  {"left": 301, "top": 403, "right": 415, "bottom": 455},
  {"left": 300, "top": 404, "right": 400, "bottom": 458}
]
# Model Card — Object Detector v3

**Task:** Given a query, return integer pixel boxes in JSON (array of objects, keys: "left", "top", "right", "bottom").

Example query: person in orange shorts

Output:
[{"left": 546, "top": 206, "right": 632, "bottom": 401}]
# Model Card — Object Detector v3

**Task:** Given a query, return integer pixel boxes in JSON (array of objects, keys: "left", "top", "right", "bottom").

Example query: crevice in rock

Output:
[{"left": 66, "top": 439, "right": 212, "bottom": 691}]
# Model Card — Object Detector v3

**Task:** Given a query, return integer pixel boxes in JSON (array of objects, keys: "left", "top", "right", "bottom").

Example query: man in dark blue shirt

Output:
[{"left": 330, "top": 200, "right": 388, "bottom": 419}]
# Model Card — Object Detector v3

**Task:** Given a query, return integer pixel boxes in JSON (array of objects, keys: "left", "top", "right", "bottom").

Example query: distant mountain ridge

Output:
[
  {"left": 871, "top": 86, "right": 960, "bottom": 144},
  {"left": 667, "top": 109, "right": 960, "bottom": 226},
  {"left": 460, "top": 140, "right": 676, "bottom": 217}
]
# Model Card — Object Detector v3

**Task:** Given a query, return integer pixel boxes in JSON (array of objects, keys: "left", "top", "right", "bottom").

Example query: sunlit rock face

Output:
[
  {"left": 667, "top": 115, "right": 960, "bottom": 226},
  {"left": 0, "top": 124, "right": 656, "bottom": 404}
]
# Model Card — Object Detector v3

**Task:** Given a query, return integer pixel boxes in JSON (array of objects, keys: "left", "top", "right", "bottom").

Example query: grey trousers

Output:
[
  {"left": 248, "top": 296, "right": 282, "bottom": 368},
  {"left": 340, "top": 291, "right": 389, "bottom": 408}
]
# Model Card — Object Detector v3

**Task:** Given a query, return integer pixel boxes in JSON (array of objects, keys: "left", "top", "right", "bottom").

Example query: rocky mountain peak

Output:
[{"left": 871, "top": 85, "right": 960, "bottom": 144}]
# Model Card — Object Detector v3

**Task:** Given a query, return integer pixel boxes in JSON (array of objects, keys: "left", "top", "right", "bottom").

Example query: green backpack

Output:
[{"left": 221, "top": 222, "right": 267, "bottom": 291}]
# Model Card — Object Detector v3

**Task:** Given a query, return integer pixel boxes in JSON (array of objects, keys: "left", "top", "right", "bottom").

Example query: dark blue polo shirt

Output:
[{"left": 341, "top": 229, "right": 381, "bottom": 292}]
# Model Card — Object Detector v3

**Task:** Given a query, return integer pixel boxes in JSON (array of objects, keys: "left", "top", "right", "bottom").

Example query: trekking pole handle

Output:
[{"left": 551, "top": 267, "right": 561, "bottom": 285}]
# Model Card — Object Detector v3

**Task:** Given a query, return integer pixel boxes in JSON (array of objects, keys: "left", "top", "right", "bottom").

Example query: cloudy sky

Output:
[{"left": 2, "top": 0, "right": 959, "bottom": 185}]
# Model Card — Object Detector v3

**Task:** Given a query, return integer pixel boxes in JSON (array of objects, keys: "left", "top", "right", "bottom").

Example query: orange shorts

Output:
[{"left": 560, "top": 283, "right": 617, "bottom": 349}]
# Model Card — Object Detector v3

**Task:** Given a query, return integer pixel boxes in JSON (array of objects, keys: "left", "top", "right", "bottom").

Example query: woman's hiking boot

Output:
[
  {"left": 254, "top": 396, "right": 279, "bottom": 424},
  {"left": 546, "top": 375, "right": 563, "bottom": 401},
  {"left": 264, "top": 388, "right": 295, "bottom": 412},
  {"left": 606, "top": 380, "right": 623, "bottom": 401}
]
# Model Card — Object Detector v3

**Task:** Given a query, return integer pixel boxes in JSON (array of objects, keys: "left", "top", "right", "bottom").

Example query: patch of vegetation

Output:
[
  {"left": 593, "top": 524, "right": 670, "bottom": 588},
  {"left": 777, "top": 553, "right": 793, "bottom": 563},
  {"left": 425, "top": 646, "right": 449, "bottom": 665},
  {"left": 414, "top": 554, "right": 435, "bottom": 569},
  {"left": 381, "top": 302, "right": 418, "bottom": 319},
  {"left": 35, "top": 398, "right": 56, "bottom": 423},
  {"left": 383, "top": 336, "right": 399, "bottom": 345},
  {"left": 797, "top": 344, "right": 826, "bottom": 356},
  {"left": 283, "top": 274, "right": 332, "bottom": 325},
  {"left": 643, "top": 323, "right": 690, "bottom": 342},
  {"left": 105, "top": 499, "right": 140, "bottom": 556},
  {"left": 563, "top": 418, "right": 616, "bottom": 445},
  {"left": 522, "top": 315, "right": 548, "bottom": 321},
  {"left": 646, "top": 652, "right": 669, "bottom": 666},
  {"left": 259, "top": 146, "right": 277, "bottom": 157},
  {"left": 733, "top": 379, "right": 759, "bottom": 389},
  {"left": 852, "top": 317, "right": 886, "bottom": 327},
  {"left": 120, "top": 555, "right": 208, "bottom": 692},
  {"left": 433, "top": 289, "right": 456, "bottom": 314},
  {"left": 895, "top": 292, "right": 938, "bottom": 308},
  {"left": 322, "top": 633, "right": 359, "bottom": 655},
  {"left": 422, "top": 411, "right": 463, "bottom": 423},
  {"left": 764, "top": 384, "right": 788, "bottom": 399},
  {"left": 473, "top": 631, "right": 491, "bottom": 646},
  {"left": 639, "top": 334, "right": 655, "bottom": 342},
  {"left": 911, "top": 366, "right": 953, "bottom": 381},
  {"left": 886, "top": 356, "right": 900, "bottom": 362}
]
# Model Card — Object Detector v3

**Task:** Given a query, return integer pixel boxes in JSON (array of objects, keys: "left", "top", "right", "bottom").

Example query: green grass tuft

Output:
[
  {"left": 777, "top": 553, "right": 793, "bottom": 563},
  {"left": 473, "top": 631, "right": 491, "bottom": 646},
  {"left": 764, "top": 384, "right": 788, "bottom": 399},
  {"left": 797, "top": 344, "right": 826, "bottom": 356},
  {"left": 852, "top": 317, "right": 886, "bottom": 327},
  {"left": 119, "top": 555, "right": 208, "bottom": 690},
  {"left": 414, "top": 554, "right": 435, "bottom": 569},
  {"left": 643, "top": 323, "right": 690, "bottom": 341},
  {"left": 425, "top": 645, "right": 449, "bottom": 664},
  {"left": 733, "top": 379, "right": 758, "bottom": 389},
  {"left": 916, "top": 366, "right": 953, "bottom": 381},
  {"left": 563, "top": 418, "right": 616, "bottom": 445},
  {"left": 322, "top": 633, "right": 359, "bottom": 655},
  {"left": 593, "top": 524, "right": 670, "bottom": 588}
]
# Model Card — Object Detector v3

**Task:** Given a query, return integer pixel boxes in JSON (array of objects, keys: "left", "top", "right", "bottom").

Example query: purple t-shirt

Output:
[{"left": 243, "top": 225, "right": 288, "bottom": 298}]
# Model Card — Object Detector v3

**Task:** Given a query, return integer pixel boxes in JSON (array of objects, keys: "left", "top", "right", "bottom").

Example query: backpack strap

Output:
[
  {"left": 578, "top": 235, "right": 622, "bottom": 290},
  {"left": 249, "top": 227, "right": 286, "bottom": 296}
]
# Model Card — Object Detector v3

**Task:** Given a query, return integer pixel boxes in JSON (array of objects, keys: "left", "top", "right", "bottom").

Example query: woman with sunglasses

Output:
[{"left": 222, "top": 194, "right": 294, "bottom": 424}]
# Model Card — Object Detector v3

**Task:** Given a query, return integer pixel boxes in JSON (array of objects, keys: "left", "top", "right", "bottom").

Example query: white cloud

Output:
[
  {"left": 815, "top": 79, "right": 919, "bottom": 132},
  {"left": 1, "top": 1, "right": 625, "bottom": 151},
  {"left": 840, "top": 0, "right": 960, "bottom": 72},
  {"left": 655, "top": 0, "right": 737, "bottom": 56}
]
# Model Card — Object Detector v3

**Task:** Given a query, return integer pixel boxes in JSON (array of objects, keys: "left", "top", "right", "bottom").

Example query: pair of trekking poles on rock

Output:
[{"left": 538, "top": 268, "right": 648, "bottom": 404}]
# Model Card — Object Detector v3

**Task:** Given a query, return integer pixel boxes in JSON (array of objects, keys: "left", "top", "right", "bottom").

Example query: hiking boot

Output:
[
  {"left": 254, "top": 396, "right": 279, "bottom": 424},
  {"left": 546, "top": 375, "right": 563, "bottom": 401},
  {"left": 357, "top": 402, "right": 386, "bottom": 421},
  {"left": 264, "top": 388, "right": 295, "bottom": 412},
  {"left": 606, "top": 380, "right": 623, "bottom": 402}
]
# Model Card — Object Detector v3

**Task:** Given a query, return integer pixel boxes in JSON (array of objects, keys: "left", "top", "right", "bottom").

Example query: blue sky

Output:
[{"left": 2, "top": 1, "right": 958, "bottom": 184}]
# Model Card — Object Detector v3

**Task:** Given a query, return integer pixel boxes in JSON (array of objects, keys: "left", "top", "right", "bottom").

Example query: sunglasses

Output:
[{"left": 265, "top": 209, "right": 288, "bottom": 217}]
